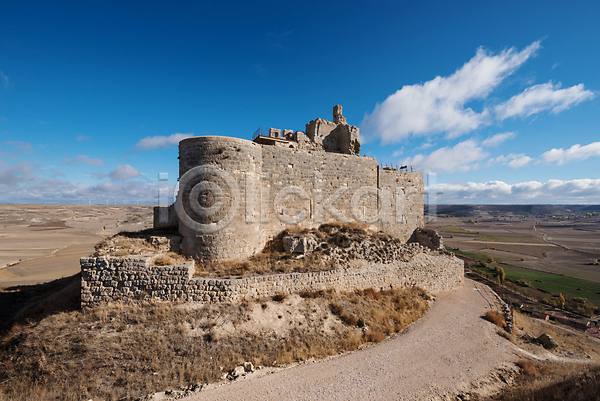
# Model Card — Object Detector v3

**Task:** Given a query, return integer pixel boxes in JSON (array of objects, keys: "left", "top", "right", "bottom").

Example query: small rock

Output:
[
  {"left": 243, "top": 361, "right": 255, "bottom": 372},
  {"left": 232, "top": 365, "right": 246, "bottom": 377},
  {"left": 521, "top": 333, "right": 535, "bottom": 342},
  {"left": 536, "top": 333, "right": 558, "bottom": 349}
]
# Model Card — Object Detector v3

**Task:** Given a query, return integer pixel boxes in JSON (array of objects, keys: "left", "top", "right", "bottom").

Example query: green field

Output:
[
  {"left": 502, "top": 264, "right": 600, "bottom": 305},
  {"left": 450, "top": 243, "right": 600, "bottom": 310}
]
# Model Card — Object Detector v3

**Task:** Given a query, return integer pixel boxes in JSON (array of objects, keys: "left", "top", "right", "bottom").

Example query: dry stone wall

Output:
[{"left": 80, "top": 252, "right": 464, "bottom": 307}]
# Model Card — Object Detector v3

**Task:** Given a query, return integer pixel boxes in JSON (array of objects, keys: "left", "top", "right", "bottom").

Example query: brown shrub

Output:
[
  {"left": 330, "top": 302, "right": 344, "bottom": 316},
  {"left": 341, "top": 314, "right": 358, "bottom": 326},
  {"left": 299, "top": 290, "right": 322, "bottom": 299},
  {"left": 365, "top": 331, "right": 386, "bottom": 343},
  {"left": 363, "top": 287, "right": 382, "bottom": 300},
  {"left": 272, "top": 293, "right": 287, "bottom": 302},
  {"left": 517, "top": 360, "right": 540, "bottom": 377},
  {"left": 484, "top": 310, "right": 507, "bottom": 328}
]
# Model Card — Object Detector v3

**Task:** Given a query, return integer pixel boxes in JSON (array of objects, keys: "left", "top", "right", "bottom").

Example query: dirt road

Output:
[{"left": 183, "top": 279, "right": 517, "bottom": 401}]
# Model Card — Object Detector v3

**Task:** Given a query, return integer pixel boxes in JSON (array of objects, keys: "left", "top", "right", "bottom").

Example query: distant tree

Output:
[
  {"left": 558, "top": 293, "right": 566, "bottom": 309},
  {"left": 496, "top": 266, "right": 505, "bottom": 282}
]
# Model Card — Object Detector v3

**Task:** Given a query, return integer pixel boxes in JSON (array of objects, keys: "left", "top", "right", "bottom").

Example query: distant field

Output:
[
  {"left": 0, "top": 205, "right": 153, "bottom": 287},
  {"left": 429, "top": 211, "right": 600, "bottom": 312}
]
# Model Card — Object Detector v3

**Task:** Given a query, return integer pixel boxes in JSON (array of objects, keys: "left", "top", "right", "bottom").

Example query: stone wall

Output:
[
  {"left": 80, "top": 252, "right": 464, "bottom": 307},
  {"left": 176, "top": 136, "right": 423, "bottom": 261}
]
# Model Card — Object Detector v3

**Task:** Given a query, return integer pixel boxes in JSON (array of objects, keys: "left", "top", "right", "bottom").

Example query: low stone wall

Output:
[{"left": 80, "top": 253, "right": 464, "bottom": 308}]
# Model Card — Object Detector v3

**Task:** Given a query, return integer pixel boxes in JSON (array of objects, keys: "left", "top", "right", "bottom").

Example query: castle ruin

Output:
[
  {"left": 157, "top": 105, "right": 424, "bottom": 261},
  {"left": 81, "top": 106, "right": 464, "bottom": 307}
]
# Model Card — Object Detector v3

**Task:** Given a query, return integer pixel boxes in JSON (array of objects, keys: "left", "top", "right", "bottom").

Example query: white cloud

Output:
[
  {"left": 488, "top": 153, "right": 534, "bottom": 169},
  {"left": 134, "top": 133, "right": 194, "bottom": 150},
  {"left": 3, "top": 140, "right": 34, "bottom": 154},
  {"left": 63, "top": 155, "right": 104, "bottom": 166},
  {"left": 541, "top": 141, "right": 600, "bottom": 165},
  {"left": 108, "top": 165, "right": 140, "bottom": 181},
  {"left": 0, "top": 162, "right": 34, "bottom": 186},
  {"left": 495, "top": 82, "right": 595, "bottom": 120},
  {"left": 76, "top": 135, "right": 92, "bottom": 141},
  {"left": 0, "top": 161, "right": 173, "bottom": 204},
  {"left": 429, "top": 178, "right": 600, "bottom": 203},
  {"left": 481, "top": 132, "right": 516, "bottom": 147},
  {"left": 402, "top": 139, "right": 489, "bottom": 173},
  {"left": 361, "top": 41, "right": 541, "bottom": 143}
]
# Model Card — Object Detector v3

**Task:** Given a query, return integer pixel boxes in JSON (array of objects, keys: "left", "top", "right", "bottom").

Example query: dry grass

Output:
[
  {"left": 194, "top": 248, "right": 335, "bottom": 278},
  {"left": 0, "top": 285, "right": 428, "bottom": 401},
  {"left": 154, "top": 252, "right": 188, "bottom": 266},
  {"left": 484, "top": 310, "right": 507, "bottom": 328},
  {"left": 517, "top": 360, "right": 540, "bottom": 377},
  {"left": 486, "top": 363, "right": 600, "bottom": 401}
]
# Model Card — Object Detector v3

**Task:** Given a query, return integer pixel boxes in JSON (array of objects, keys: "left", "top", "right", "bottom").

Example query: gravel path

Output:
[{"left": 183, "top": 279, "right": 517, "bottom": 401}]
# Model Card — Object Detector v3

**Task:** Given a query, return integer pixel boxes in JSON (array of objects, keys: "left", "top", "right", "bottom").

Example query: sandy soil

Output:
[
  {"left": 0, "top": 205, "right": 153, "bottom": 287},
  {"left": 180, "top": 279, "right": 521, "bottom": 401}
]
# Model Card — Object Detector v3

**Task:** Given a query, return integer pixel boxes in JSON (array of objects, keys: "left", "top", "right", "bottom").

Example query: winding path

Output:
[{"left": 184, "top": 279, "right": 517, "bottom": 401}]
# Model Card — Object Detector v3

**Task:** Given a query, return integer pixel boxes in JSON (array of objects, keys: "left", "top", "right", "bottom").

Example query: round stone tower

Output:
[{"left": 176, "top": 136, "right": 264, "bottom": 261}]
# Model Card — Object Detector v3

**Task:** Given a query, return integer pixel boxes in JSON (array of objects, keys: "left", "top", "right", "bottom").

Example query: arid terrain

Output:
[
  {"left": 1, "top": 204, "right": 599, "bottom": 400},
  {"left": 0, "top": 205, "right": 153, "bottom": 287}
]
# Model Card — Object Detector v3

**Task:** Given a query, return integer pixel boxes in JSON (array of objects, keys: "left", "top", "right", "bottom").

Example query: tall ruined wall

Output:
[
  {"left": 259, "top": 145, "right": 379, "bottom": 240},
  {"left": 80, "top": 252, "right": 464, "bottom": 307},
  {"left": 378, "top": 168, "right": 425, "bottom": 242},
  {"left": 175, "top": 136, "right": 423, "bottom": 261}
]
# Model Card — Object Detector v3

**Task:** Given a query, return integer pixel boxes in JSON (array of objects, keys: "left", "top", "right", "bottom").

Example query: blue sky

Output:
[{"left": 1, "top": 0, "right": 599, "bottom": 204}]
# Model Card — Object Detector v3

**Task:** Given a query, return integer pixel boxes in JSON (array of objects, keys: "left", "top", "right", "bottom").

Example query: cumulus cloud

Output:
[
  {"left": 134, "top": 133, "right": 194, "bottom": 150},
  {"left": 3, "top": 140, "right": 34, "bottom": 154},
  {"left": 481, "top": 132, "right": 516, "bottom": 147},
  {"left": 428, "top": 178, "right": 600, "bottom": 203},
  {"left": 63, "top": 155, "right": 104, "bottom": 166},
  {"left": 488, "top": 153, "right": 534, "bottom": 169},
  {"left": 362, "top": 41, "right": 541, "bottom": 142},
  {"left": 107, "top": 165, "right": 140, "bottom": 181},
  {"left": 0, "top": 161, "right": 34, "bottom": 186},
  {"left": 495, "top": 82, "right": 595, "bottom": 120},
  {"left": 541, "top": 141, "right": 600, "bottom": 165},
  {"left": 362, "top": 41, "right": 594, "bottom": 143},
  {"left": 401, "top": 139, "right": 489, "bottom": 173}
]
